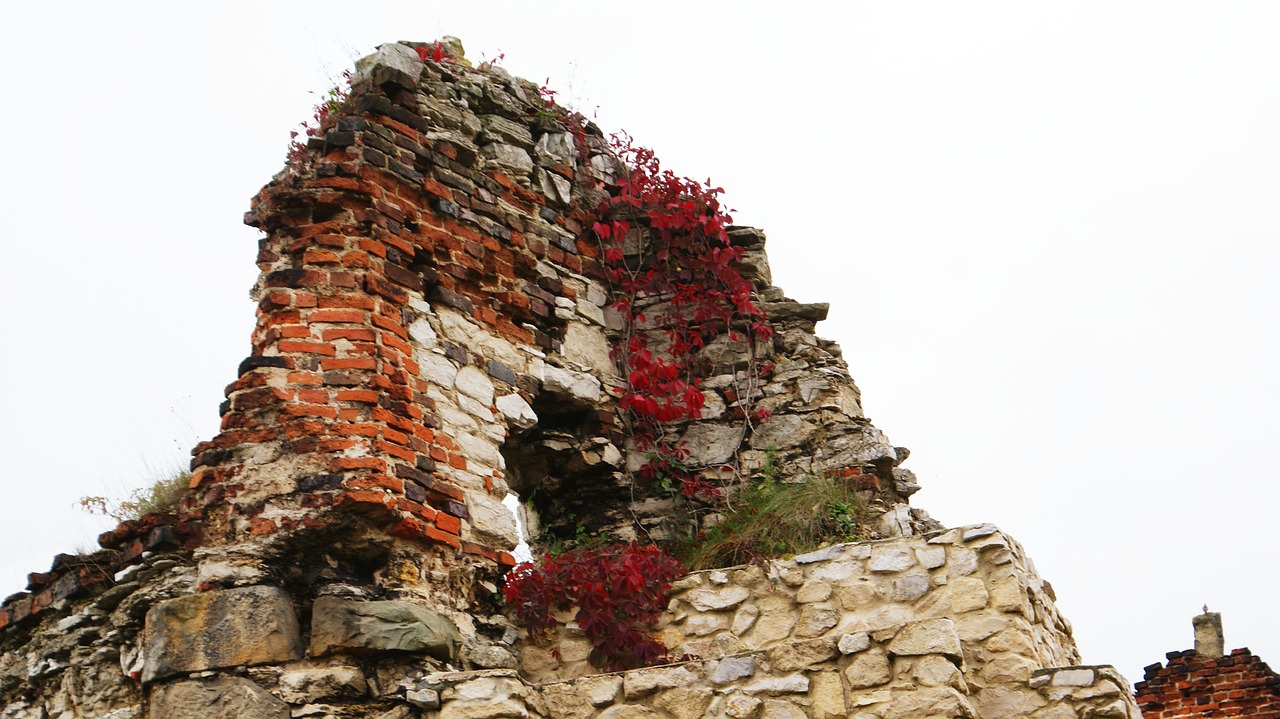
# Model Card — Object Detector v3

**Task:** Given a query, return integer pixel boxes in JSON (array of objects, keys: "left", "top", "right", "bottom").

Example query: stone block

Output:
[
  {"left": 844, "top": 649, "right": 891, "bottom": 688},
  {"left": 309, "top": 596, "right": 461, "bottom": 660},
  {"left": 149, "top": 677, "right": 290, "bottom": 719},
  {"left": 142, "top": 586, "right": 302, "bottom": 683},
  {"left": 887, "top": 618, "right": 961, "bottom": 659}
]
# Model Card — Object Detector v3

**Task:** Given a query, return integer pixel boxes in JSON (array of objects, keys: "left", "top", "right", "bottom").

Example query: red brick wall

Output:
[{"left": 1136, "top": 648, "right": 1280, "bottom": 718}]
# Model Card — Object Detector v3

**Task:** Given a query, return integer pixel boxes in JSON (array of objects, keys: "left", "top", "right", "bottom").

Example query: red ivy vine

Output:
[
  {"left": 502, "top": 542, "right": 685, "bottom": 671},
  {"left": 594, "top": 133, "right": 773, "bottom": 503},
  {"left": 474, "top": 53, "right": 774, "bottom": 671}
]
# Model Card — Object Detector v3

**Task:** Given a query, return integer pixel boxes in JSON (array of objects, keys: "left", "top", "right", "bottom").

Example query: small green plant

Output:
[
  {"left": 78, "top": 469, "right": 191, "bottom": 522},
  {"left": 675, "top": 452, "right": 868, "bottom": 570}
]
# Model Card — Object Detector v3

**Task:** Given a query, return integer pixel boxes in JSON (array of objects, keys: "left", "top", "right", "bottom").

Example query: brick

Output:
[
  {"left": 376, "top": 440, "right": 415, "bottom": 462},
  {"left": 330, "top": 456, "right": 388, "bottom": 472},
  {"left": 278, "top": 340, "right": 337, "bottom": 356},
  {"left": 371, "top": 312, "right": 408, "bottom": 338},
  {"left": 298, "top": 388, "right": 330, "bottom": 403},
  {"left": 321, "top": 357, "right": 378, "bottom": 370},
  {"left": 343, "top": 474, "right": 404, "bottom": 493},
  {"left": 321, "top": 328, "right": 377, "bottom": 342},
  {"left": 435, "top": 512, "right": 461, "bottom": 535},
  {"left": 336, "top": 489, "right": 392, "bottom": 509},
  {"left": 425, "top": 526, "right": 461, "bottom": 550},
  {"left": 303, "top": 249, "right": 342, "bottom": 264},
  {"left": 287, "top": 371, "right": 324, "bottom": 385},
  {"left": 318, "top": 294, "right": 376, "bottom": 310},
  {"left": 317, "top": 438, "right": 358, "bottom": 453},
  {"left": 447, "top": 453, "right": 467, "bottom": 470},
  {"left": 308, "top": 308, "right": 366, "bottom": 323},
  {"left": 336, "top": 389, "right": 379, "bottom": 403},
  {"left": 365, "top": 274, "right": 409, "bottom": 303},
  {"left": 335, "top": 422, "right": 380, "bottom": 437},
  {"left": 282, "top": 404, "right": 338, "bottom": 419}
]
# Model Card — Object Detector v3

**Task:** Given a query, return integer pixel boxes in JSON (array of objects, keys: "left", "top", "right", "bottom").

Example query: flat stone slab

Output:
[
  {"left": 150, "top": 677, "right": 290, "bottom": 719},
  {"left": 142, "top": 586, "right": 302, "bottom": 683},
  {"left": 310, "top": 596, "right": 461, "bottom": 660}
]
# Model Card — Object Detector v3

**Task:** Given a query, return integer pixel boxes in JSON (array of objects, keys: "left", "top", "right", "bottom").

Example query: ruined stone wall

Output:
[
  {"left": 0, "top": 40, "right": 1142, "bottom": 719},
  {"left": 521, "top": 526, "right": 1078, "bottom": 685}
]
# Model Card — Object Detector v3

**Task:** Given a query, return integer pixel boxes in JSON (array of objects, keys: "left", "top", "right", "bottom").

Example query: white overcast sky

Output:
[{"left": 2, "top": 1, "right": 1276, "bottom": 685}]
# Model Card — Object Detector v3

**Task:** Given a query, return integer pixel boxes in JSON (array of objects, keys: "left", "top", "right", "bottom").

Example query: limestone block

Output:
[
  {"left": 150, "top": 678, "right": 290, "bottom": 719},
  {"left": 890, "top": 573, "right": 931, "bottom": 602},
  {"left": 421, "top": 353, "right": 460, "bottom": 389},
  {"left": 712, "top": 655, "right": 757, "bottom": 684},
  {"left": 562, "top": 322, "right": 614, "bottom": 377},
  {"left": 679, "top": 423, "right": 742, "bottom": 467},
  {"left": 887, "top": 618, "right": 962, "bottom": 661},
  {"left": 536, "top": 132, "right": 576, "bottom": 165},
  {"left": 455, "top": 366, "right": 496, "bottom": 406},
  {"left": 843, "top": 649, "right": 892, "bottom": 688},
  {"left": 949, "top": 547, "right": 979, "bottom": 576},
  {"left": 990, "top": 578, "right": 1027, "bottom": 614},
  {"left": 410, "top": 317, "right": 439, "bottom": 349},
  {"left": 581, "top": 676, "right": 623, "bottom": 705},
  {"left": 682, "top": 611, "right": 730, "bottom": 636},
  {"left": 747, "top": 415, "right": 815, "bottom": 450},
  {"left": 883, "top": 687, "right": 976, "bottom": 719},
  {"left": 353, "top": 43, "right": 425, "bottom": 85},
  {"left": 480, "top": 143, "right": 534, "bottom": 174},
  {"left": 747, "top": 603, "right": 793, "bottom": 637},
  {"left": 794, "top": 545, "right": 847, "bottom": 565},
  {"left": 954, "top": 614, "right": 1010, "bottom": 642},
  {"left": 496, "top": 393, "right": 538, "bottom": 429},
  {"left": 810, "top": 670, "right": 846, "bottom": 719},
  {"left": 465, "top": 491, "right": 519, "bottom": 549},
  {"left": 916, "top": 545, "right": 947, "bottom": 569},
  {"left": 654, "top": 687, "right": 714, "bottom": 719},
  {"left": 142, "top": 586, "right": 303, "bottom": 683},
  {"left": 796, "top": 605, "right": 840, "bottom": 637},
  {"left": 1050, "top": 668, "right": 1095, "bottom": 686},
  {"left": 732, "top": 604, "right": 760, "bottom": 636},
  {"left": 1031, "top": 705, "right": 1079, "bottom": 719},
  {"left": 741, "top": 674, "right": 809, "bottom": 694},
  {"left": 309, "top": 596, "right": 461, "bottom": 660},
  {"left": 541, "top": 684, "right": 593, "bottom": 719},
  {"left": 768, "top": 637, "right": 837, "bottom": 671},
  {"left": 868, "top": 545, "right": 915, "bottom": 573},
  {"left": 686, "top": 585, "right": 750, "bottom": 612},
  {"left": 838, "top": 632, "right": 871, "bottom": 655},
  {"left": 950, "top": 577, "right": 990, "bottom": 613},
  {"left": 796, "top": 580, "right": 833, "bottom": 603},
  {"left": 277, "top": 666, "right": 367, "bottom": 704},
  {"left": 622, "top": 665, "right": 701, "bottom": 699},
  {"left": 983, "top": 653, "right": 1038, "bottom": 684},
  {"left": 761, "top": 700, "right": 807, "bottom": 719},
  {"left": 987, "top": 628, "right": 1036, "bottom": 656},
  {"left": 913, "top": 654, "right": 962, "bottom": 688},
  {"left": 724, "top": 695, "right": 763, "bottom": 718},
  {"left": 541, "top": 364, "right": 602, "bottom": 403},
  {"left": 974, "top": 686, "right": 1048, "bottom": 718}
]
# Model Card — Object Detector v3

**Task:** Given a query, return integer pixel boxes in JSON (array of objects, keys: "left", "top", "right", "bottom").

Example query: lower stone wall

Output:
[
  {"left": 1, "top": 525, "right": 1142, "bottom": 719},
  {"left": 521, "top": 526, "right": 1079, "bottom": 687}
]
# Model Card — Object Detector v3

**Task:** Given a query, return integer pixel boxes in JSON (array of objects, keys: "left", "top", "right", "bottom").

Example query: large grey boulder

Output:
[
  {"left": 142, "top": 586, "right": 303, "bottom": 683},
  {"left": 310, "top": 596, "right": 461, "bottom": 660}
]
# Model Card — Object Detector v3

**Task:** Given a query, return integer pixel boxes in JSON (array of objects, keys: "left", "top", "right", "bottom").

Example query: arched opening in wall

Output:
[{"left": 499, "top": 388, "right": 629, "bottom": 550}]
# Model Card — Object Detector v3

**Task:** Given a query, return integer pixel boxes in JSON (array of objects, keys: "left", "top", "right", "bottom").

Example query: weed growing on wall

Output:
[{"left": 78, "top": 470, "right": 191, "bottom": 523}]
